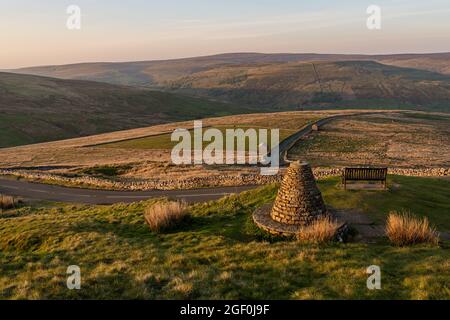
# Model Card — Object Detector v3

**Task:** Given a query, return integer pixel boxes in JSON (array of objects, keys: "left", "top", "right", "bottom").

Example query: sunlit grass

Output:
[
  {"left": 144, "top": 201, "right": 189, "bottom": 232},
  {"left": 99, "top": 126, "right": 294, "bottom": 150},
  {"left": 386, "top": 211, "right": 439, "bottom": 246},
  {"left": 0, "top": 194, "right": 18, "bottom": 210},
  {"left": 296, "top": 216, "right": 340, "bottom": 244},
  {"left": 319, "top": 175, "right": 450, "bottom": 232},
  {"left": 0, "top": 176, "right": 449, "bottom": 299}
]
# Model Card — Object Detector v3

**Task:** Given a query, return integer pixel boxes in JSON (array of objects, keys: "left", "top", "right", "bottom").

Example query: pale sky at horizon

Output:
[{"left": 1, "top": 0, "right": 450, "bottom": 69}]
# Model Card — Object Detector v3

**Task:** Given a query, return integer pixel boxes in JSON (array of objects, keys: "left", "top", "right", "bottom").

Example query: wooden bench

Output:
[{"left": 342, "top": 167, "right": 387, "bottom": 190}]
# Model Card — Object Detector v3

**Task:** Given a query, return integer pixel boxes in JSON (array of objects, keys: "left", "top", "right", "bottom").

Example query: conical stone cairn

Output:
[
  {"left": 271, "top": 161, "right": 327, "bottom": 225},
  {"left": 253, "top": 161, "right": 328, "bottom": 236}
]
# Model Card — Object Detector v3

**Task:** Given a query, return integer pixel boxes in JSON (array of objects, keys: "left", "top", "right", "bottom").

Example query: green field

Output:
[
  {"left": 321, "top": 176, "right": 450, "bottom": 231},
  {"left": 99, "top": 126, "right": 295, "bottom": 150},
  {"left": 0, "top": 175, "right": 449, "bottom": 299},
  {"left": 291, "top": 134, "right": 374, "bottom": 154}
]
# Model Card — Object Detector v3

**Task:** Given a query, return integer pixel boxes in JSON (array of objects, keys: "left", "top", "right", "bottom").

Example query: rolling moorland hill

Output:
[
  {"left": 10, "top": 53, "right": 450, "bottom": 86},
  {"left": 0, "top": 72, "right": 252, "bottom": 148},
  {"left": 9, "top": 53, "right": 450, "bottom": 111},
  {"left": 169, "top": 60, "right": 450, "bottom": 110}
]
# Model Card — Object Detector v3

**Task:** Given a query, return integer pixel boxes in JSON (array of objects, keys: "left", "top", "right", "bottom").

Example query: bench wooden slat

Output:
[{"left": 342, "top": 167, "right": 387, "bottom": 190}]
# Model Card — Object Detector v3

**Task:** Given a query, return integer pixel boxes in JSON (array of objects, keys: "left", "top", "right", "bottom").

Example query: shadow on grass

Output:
[
  {"left": 0, "top": 211, "right": 23, "bottom": 219},
  {"left": 69, "top": 219, "right": 151, "bottom": 243}
]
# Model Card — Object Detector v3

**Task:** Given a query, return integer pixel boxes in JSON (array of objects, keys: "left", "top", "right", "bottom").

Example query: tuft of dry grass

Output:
[
  {"left": 386, "top": 211, "right": 439, "bottom": 246},
  {"left": 0, "top": 194, "right": 18, "bottom": 210},
  {"left": 144, "top": 201, "right": 189, "bottom": 232},
  {"left": 296, "top": 216, "right": 340, "bottom": 243}
]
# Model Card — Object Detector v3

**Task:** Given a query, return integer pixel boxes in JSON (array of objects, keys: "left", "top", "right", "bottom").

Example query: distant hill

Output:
[
  {"left": 0, "top": 72, "right": 252, "bottom": 148},
  {"left": 10, "top": 52, "right": 450, "bottom": 87},
  {"left": 9, "top": 53, "right": 450, "bottom": 112},
  {"left": 167, "top": 60, "right": 450, "bottom": 111}
]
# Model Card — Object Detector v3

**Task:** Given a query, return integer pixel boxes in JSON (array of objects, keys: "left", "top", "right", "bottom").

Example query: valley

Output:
[
  {"left": 3, "top": 53, "right": 450, "bottom": 149},
  {"left": 0, "top": 72, "right": 252, "bottom": 148}
]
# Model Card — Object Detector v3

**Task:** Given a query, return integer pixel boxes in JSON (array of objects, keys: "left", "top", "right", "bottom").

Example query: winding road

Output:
[
  {"left": 0, "top": 111, "right": 389, "bottom": 204},
  {"left": 278, "top": 113, "right": 364, "bottom": 163},
  {"left": 0, "top": 177, "right": 258, "bottom": 204}
]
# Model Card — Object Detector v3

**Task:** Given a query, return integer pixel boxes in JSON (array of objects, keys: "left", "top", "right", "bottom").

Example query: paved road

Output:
[{"left": 0, "top": 178, "right": 258, "bottom": 204}]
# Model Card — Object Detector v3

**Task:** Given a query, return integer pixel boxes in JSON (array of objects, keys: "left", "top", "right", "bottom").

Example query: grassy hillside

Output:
[
  {"left": 0, "top": 72, "right": 252, "bottom": 148},
  {"left": 168, "top": 61, "right": 450, "bottom": 111},
  {"left": 0, "top": 175, "right": 449, "bottom": 299},
  {"left": 288, "top": 112, "right": 450, "bottom": 167},
  {"left": 381, "top": 54, "right": 450, "bottom": 75},
  {"left": 10, "top": 53, "right": 450, "bottom": 112}
]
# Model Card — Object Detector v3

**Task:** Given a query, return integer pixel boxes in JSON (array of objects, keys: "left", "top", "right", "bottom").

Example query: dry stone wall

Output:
[{"left": 0, "top": 166, "right": 448, "bottom": 191}]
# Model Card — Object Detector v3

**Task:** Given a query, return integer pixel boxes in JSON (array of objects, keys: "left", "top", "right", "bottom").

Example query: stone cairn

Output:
[{"left": 253, "top": 161, "right": 328, "bottom": 236}]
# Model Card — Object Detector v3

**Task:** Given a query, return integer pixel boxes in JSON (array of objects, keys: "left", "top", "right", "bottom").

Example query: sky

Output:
[{"left": 1, "top": 0, "right": 450, "bottom": 68}]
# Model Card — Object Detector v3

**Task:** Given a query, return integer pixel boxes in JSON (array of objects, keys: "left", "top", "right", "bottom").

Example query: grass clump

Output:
[
  {"left": 386, "top": 211, "right": 439, "bottom": 246},
  {"left": 144, "top": 201, "right": 189, "bottom": 232},
  {"left": 0, "top": 194, "right": 18, "bottom": 210},
  {"left": 297, "top": 216, "right": 340, "bottom": 243}
]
